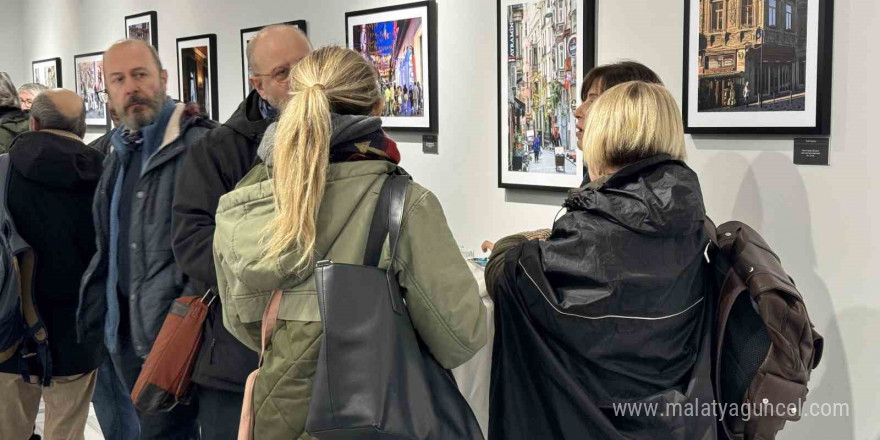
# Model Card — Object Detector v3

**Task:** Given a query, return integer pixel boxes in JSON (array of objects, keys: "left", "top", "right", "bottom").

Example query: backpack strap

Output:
[{"left": 0, "top": 154, "right": 52, "bottom": 386}]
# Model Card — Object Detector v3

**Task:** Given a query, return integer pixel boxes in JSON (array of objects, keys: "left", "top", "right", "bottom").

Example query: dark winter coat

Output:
[
  {"left": 0, "top": 107, "right": 29, "bottom": 154},
  {"left": 77, "top": 102, "right": 216, "bottom": 358},
  {"left": 171, "top": 90, "right": 266, "bottom": 391},
  {"left": 0, "top": 130, "right": 105, "bottom": 377},
  {"left": 88, "top": 128, "right": 117, "bottom": 156},
  {"left": 486, "top": 155, "right": 716, "bottom": 440}
]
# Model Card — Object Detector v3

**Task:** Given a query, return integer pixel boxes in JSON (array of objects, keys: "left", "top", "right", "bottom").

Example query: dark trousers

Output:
[
  {"left": 92, "top": 357, "right": 140, "bottom": 440},
  {"left": 109, "top": 338, "right": 199, "bottom": 440},
  {"left": 196, "top": 386, "right": 246, "bottom": 440}
]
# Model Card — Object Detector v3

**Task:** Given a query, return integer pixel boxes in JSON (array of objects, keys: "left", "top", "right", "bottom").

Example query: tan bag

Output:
[{"left": 238, "top": 289, "right": 283, "bottom": 440}]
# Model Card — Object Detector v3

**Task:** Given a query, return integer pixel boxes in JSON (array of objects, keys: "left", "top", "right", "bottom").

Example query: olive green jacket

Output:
[{"left": 213, "top": 160, "right": 487, "bottom": 438}]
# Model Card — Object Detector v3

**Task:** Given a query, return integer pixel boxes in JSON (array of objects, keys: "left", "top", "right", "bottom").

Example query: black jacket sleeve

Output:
[{"left": 172, "top": 129, "right": 254, "bottom": 294}]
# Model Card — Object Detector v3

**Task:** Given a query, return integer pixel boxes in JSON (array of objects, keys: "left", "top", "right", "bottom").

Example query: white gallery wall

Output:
[{"left": 0, "top": 0, "right": 878, "bottom": 438}]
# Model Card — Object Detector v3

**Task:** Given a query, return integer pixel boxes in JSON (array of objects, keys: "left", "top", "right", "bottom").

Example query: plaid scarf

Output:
[{"left": 329, "top": 129, "right": 401, "bottom": 164}]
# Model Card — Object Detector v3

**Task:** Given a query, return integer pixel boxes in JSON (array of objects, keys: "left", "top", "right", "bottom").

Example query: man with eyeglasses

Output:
[
  {"left": 171, "top": 24, "right": 311, "bottom": 439},
  {"left": 76, "top": 38, "right": 216, "bottom": 440}
]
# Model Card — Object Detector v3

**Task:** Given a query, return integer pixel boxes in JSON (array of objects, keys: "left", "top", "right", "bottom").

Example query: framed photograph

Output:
[
  {"left": 125, "top": 11, "right": 158, "bottom": 48},
  {"left": 346, "top": 1, "right": 436, "bottom": 132},
  {"left": 240, "top": 20, "right": 308, "bottom": 99},
  {"left": 497, "top": 0, "right": 596, "bottom": 191},
  {"left": 32, "top": 57, "right": 62, "bottom": 88},
  {"left": 176, "top": 34, "right": 219, "bottom": 121},
  {"left": 73, "top": 52, "right": 107, "bottom": 127},
  {"left": 682, "top": 0, "right": 834, "bottom": 135}
]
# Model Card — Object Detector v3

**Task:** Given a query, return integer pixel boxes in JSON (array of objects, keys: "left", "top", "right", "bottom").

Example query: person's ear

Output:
[
  {"left": 29, "top": 116, "right": 39, "bottom": 132},
  {"left": 370, "top": 100, "right": 384, "bottom": 116},
  {"left": 159, "top": 69, "right": 168, "bottom": 92}
]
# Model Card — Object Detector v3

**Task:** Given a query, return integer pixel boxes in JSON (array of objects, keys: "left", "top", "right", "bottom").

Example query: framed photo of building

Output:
[
  {"left": 73, "top": 52, "right": 107, "bottom": 127},
  {"left": 346, "top": 1, "right": 436, "bottom": 132},
  {"left": 683, "top": 0, "right": 833, "bottom": 135},
  {"left": 497, "top": 0, "right": 596, "bottom": 191},
  {"left": 176, "top": 34, "right": 219, "bottom": 121},
  {"left": 32, "top": 57, "right": 62, "bottom": 88},
  {"left": 240, "top": 20, "right": 308, "bottom": 99},
  {"left": 125, "top": 11, "right": 158, "bottom": 48}
]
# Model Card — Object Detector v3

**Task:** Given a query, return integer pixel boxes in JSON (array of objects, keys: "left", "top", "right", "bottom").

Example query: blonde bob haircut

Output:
[{"left": 581, "top": 81, "right": 686, "bottom": 176}]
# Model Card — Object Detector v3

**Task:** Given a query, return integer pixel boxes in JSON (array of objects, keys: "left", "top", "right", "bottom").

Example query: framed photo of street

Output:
[
  {"left": 32, "top": 57, "right": 62, "bottom": 88},
  {"left": 240, "top": 20, "right": 308, "bottom": 99},
  {"left": 176, "top": 34, "right": 219, "bottom": 121},
  {"left": 497, "top": 0, "right": 596, "bottom": 191},
  {"left": 682, "top": 0, "right": 834, "bottom": 135},
  {"left": 346, "top": 1, "right": 436, "bottom": 132},
  {"left": 73, "top": 51, "right": 107, "bottom": 127},
  {"left": 125, "top": 11, "right": 158, "bottom": 49}
]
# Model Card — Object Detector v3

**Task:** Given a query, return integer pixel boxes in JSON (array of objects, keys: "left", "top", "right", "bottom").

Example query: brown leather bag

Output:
[
  {"left": 705, "top": 219, "right": 824, "bottom": 440},
  {"left": 131, "top": 291, "right": 214, "bottom": 413}
]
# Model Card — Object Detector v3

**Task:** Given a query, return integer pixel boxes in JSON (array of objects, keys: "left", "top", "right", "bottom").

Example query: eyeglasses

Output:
[{"left": 251, "top": 65, "right": 292, "bottom": 84}]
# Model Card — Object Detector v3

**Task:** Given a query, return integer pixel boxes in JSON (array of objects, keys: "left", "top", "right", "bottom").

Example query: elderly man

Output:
[
  {"left": 0, "top": 89, "right": 105, "bottom": 440},
  {"left": 76, "top": 39, "right": 216, "bottom": 440},
  {"left": 0, "top": 72, "right": 29, "bottom": 153},
  {"left": 171, "top": 24, "right": 311, "bottom": 439},
  {"left": 18, "top": 83, "right": 49, "bottom": 111}
]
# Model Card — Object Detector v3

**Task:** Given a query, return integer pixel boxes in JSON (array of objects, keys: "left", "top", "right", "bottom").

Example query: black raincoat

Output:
[{"left": 488, "top": 155, "right": 717, "bottom": 440}]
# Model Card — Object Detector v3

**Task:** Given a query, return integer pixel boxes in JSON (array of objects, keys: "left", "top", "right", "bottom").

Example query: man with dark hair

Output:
[
  {"left": 172, "top": 24, "right": 311, "bottom": 439},
  {"left": 573, "top": 61, "right": 663, "bottom": 183},
  {"left": 76, "top": 39, "right": 216, "bottom": 440},
  {"left": 0, "top": 89, "right": 105, "bottom": 440}
]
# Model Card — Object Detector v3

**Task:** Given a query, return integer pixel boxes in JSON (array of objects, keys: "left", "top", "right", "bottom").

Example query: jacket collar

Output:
[{"left": 40, "top": 129, "right": 82, "bottom": 142}]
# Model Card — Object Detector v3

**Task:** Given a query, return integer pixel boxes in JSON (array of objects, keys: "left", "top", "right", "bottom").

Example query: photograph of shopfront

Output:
[
  {"left": 506, "top": 0, "right": 578, "bottom": 175},
  {"left": 698, "top": 0, "right": 808, "bottom": 112}
]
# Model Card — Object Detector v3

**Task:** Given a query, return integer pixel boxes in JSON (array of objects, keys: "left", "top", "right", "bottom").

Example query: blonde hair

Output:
[
  {"left": 265, "top": 46, "right": 382, "bottom": 272},
  {"left": 581, "top": 81, "right": 686, "bottom": 175}
]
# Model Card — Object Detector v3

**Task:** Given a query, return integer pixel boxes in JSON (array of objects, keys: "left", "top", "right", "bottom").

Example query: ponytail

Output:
[{"left": 262, "top": 46, "right": 383, "bottom": 274}]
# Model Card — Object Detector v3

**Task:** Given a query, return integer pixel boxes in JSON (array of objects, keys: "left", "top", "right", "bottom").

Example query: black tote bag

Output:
[{"left": 306, "top": 173, "right": 483, "bottom": 440}]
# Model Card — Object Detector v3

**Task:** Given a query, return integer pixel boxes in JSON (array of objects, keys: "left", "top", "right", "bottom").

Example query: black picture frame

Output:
[
  {"left": 240, "top": 20, "right": 308, "bottom": 99},
  {"left": 345, "top": 1, "right": 438, "bottom": 133},
  {"left": 497, "top": 0, "right": 597, "bottom": 192},
  {"left": 32, "top": 57, "right": 62, "bottom": 88},
  {"left": 124, "top": 11, "right": 159, "bottom": 49},
  {"left": 73, "top": 51, "right": 108, "bottom": 127},
  {"left": 176, "top": 34, "right": 219, "bottom": 121},
  {"left": 682, "top": 0, "right": 834, "bottom": 135}
]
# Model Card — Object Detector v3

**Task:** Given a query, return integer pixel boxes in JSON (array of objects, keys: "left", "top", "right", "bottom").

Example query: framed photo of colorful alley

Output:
[
  {"left": 497, "top": 0, "right": 596, "bottom": 191},
  {"left": 125, "top": 11, "right": 158, "bottom": 48},
  {"left": 682, "top": 0, "right": 833, "bottom": 135},
  {"left": 346, "top": 1, "right": 436, "bottom": 132},
  {"left": 32, "top": 57, "right": 62, "bottom": 88},
  {"left": 73, "top": 52, "right": 107, "bottom": 127},
  {"left": 240, "top": 20, "right": 308, "bottom": 99},
  {"left": 176, "top": 34, "right": 219, "bottom": 121}
]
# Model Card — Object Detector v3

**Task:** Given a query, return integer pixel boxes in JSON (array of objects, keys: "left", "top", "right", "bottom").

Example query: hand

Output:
[{"left": 481, "top": 241, "right": 495, "bottom": 253}]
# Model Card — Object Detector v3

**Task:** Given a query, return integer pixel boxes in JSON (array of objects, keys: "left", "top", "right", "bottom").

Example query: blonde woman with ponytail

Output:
[{"left": 212, "top": 46, "right": 487, "bottom": 440}]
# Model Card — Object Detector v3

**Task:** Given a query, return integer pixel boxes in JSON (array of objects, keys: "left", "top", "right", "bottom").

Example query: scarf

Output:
[{"left": 257, "top": 114, "right": 401, "bottom": 166}]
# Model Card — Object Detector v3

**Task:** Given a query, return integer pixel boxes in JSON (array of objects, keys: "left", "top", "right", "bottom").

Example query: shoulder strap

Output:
[
  {"left": 0, "top": 154, "right": 10, "bottom": 213},
  {"left": 363, "top": 173, "right": 411, "bottom": 268}
]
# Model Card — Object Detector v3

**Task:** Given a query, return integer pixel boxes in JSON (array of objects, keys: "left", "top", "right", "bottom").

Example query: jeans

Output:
[
  {"left": 92, "top": 357, "right": 140, "bottom": 440},
  {"left": 109, "top": 338, "right": 199, "bottom": 440}
]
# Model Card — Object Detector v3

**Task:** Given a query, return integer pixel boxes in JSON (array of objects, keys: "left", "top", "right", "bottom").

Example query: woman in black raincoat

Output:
[{"left": 486, "top": 81, "right": 716, "bottom": 440}]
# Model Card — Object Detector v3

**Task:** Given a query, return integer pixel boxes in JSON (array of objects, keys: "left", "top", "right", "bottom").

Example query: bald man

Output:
[
  {"left": 171, "top": 24, "right": 311, "bottom": 438},
  {"left": 76, "top": 39, "right": 216, "bottom": 440},
  {"left": 0, "top": 89, "right": 106, "bottom": 440}
]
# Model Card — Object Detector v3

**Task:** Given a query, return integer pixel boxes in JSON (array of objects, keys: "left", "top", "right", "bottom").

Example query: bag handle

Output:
[{"left": 259, "top": 290, "right": 283, "bottom": 362}]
